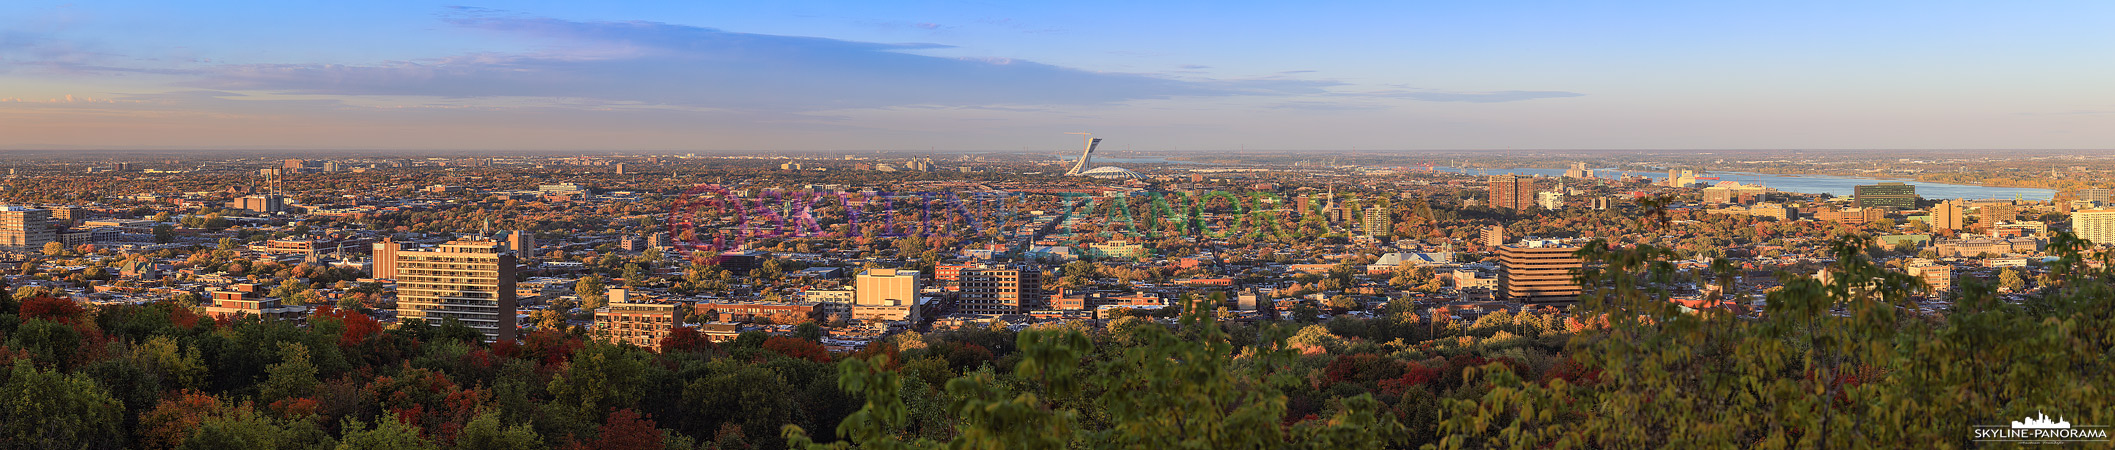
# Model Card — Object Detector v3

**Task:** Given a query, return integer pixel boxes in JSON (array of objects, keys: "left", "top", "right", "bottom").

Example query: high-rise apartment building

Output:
[
  {"left": 1498, "top": 240, "right": 1583, "bottom": 303},
  {"left": 1487, "top": 175, "right": 1536, "bottom": 210},
  {"left": 49, "top": 206, "right": 85, "bottom": 225},
  {"left": 2076, "top": 188, "right": 2112, "bottom": 204},
  {"left": 1975, "top": 201, "right": 2017, "bottom": 224},
  {"left": 0, "top": 206, "right": 55, "bottom": 252},
  {"left": 503, "top": 231, "right": 536, "bottom": 257},
  {"left": 1931, "top": 200, "right": 1966, "bottom": 231},
  {"left": 1536, "top": 191, "right": 1565, "bottom": 210},
  {"left": 2075, "top": 209, "right": 2115, "bottom": 246},
  {"left": 1854, "top": 182, "right": 1919, "bottom": 209},
  {"left": 1361, "top": 205, "right": 1392, "bottom": 237},
  {"left": 956, "top": 264, "right": 1043, "bottom": 315},
  {"left": 395, "top": 238, "right": 519, "bottom": 342}
]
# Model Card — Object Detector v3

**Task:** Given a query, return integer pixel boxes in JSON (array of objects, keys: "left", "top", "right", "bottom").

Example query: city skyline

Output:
[{"left": 5, "top": 1, "right": 2115, "bottom": 151}]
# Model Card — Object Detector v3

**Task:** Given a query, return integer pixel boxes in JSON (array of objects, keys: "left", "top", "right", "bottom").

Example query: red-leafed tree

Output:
[
  {"left": 138, "top": 390, "right": 228, "bottom": 450},
  {"left": 762, "top": 336, "right": 830, "bottom": 363},
  {"left": 19, "top": 296, "right": 88, "bottom": 325},
  {"left": 502, "top": 328, "right": 585, "bottom": 369},
  {"left": 1378, "top": 364, "right": 1445, "bottom": 397},
  {"left": 565, "top": 409, "right": 664, "bottom": 450},
  {"left": 657, "top": 326, "right": 717, "bottom": 354},
  {"left": 311, "top": 305, "right": 385, "bottom": 348}
]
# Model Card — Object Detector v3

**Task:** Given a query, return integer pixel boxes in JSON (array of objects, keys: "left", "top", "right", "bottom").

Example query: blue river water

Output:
[{"left": 1435, "top": 167, "right": 2055, "bottom": 201}]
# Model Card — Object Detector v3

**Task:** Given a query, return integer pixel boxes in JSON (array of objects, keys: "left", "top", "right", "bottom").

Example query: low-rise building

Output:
[
  {"left": 202, "top": 290, "right": 309, "bottom": 322},
  {"left": 695, "top": 300, "right": 823, "bottom": 323},
  {"left": 593, "top": 288, "right": 687, "bottom": 351}
]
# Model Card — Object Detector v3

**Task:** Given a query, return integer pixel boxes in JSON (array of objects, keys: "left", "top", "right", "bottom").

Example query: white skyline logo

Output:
[
  {"left": 1976, "top": 410, "right": 2109, "bottom": 443},
  {"left": 2013, "top": 412, "right": 2073, "bottom": 429}
]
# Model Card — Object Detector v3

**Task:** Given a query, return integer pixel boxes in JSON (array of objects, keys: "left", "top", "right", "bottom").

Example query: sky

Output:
[{"left": 3, "top": 1, "right": 2113, "bottom": 152}]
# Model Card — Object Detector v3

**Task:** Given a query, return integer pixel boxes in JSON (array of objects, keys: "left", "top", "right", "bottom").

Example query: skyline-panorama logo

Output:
[{"left": 1974, "top": 412, "right": 2111, "bottom": 445}]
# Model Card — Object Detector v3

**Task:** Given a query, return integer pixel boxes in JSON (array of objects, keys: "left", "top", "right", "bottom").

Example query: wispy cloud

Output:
[
  {"left": 181, "top": 16, "right": 1336, "bottom": 112},
  {"left": 1362, "top": 89, "right": 1584, "bottom": 103},
  {"left": 1266, "top": 101, "right": 1387, "bottom": 111}
]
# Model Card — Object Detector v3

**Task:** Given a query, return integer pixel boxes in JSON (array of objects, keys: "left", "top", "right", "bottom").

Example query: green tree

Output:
[
  {"left": 453, "top": 412, "right": 542, "bottom": 450},
  {"left": 575, "top": 276, "right": 608, "bottom": 310},
  {"left": 335, "top": 415, "right": 436, "bottom": 450},
  {"left": 258, "top": 342, "right": 317, "bottom": 403},
  {"left": 1324, "top": 295, "right": 1361, "bottom": 311},
  {"left": 178, "top": 408, "right": 321, "bottom": 450},
  {"left": 545, "top": 343, "right": 651, "bottom": 438},
  {"left": 0, "top": 281, "right": 15, "bottom": 314},
  {"left": 133, "top": 336, "right": 208, "bottom": 391},
  {"left": 268, "top": 279, "right": 312, "bottom": 305},
  {"left": 1428, "top": 234, "right": 2063, "bottom": 449},
  {"left": 788, "top": 295, "right": 1405, "bottom": 449},
  {"left": 1998, "top": 267, "right": 2026, "bottom": 291},
  {"left": 7, "top": 318, "right": 83, "bottom": 368},
  {"left": 622, "top": 263, "right": 645, "bottom": 287},
  {"left": 0, "top": 361, "right": 124, "bottom": 450}
]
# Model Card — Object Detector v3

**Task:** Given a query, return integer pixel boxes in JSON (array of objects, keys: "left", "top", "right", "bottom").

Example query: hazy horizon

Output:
[{"left": 6, "top": 1, "right": 2114, "bottom": 151}]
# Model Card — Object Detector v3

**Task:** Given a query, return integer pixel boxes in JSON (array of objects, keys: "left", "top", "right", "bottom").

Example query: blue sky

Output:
[{"left": 3, "top": 1, "right": 2112, "bottom": 151}]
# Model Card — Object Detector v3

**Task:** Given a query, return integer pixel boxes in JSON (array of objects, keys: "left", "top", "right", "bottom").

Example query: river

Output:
[{"left": 1434, "top": 167, "right": 2055, "bottom": 201}]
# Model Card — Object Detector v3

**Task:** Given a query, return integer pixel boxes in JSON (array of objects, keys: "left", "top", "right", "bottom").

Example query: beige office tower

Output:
[
  {"left": 0, "top": 206, "right": 55, "bottom": 252},
  {"left": 854, "top": 268, "right": 923, "bottom": 322},
  {"left": 395, "top": 238, "right": 519, "bottom": 342},
  {"left": 856, "top": 269, "right": 921, "bottom": 306}
]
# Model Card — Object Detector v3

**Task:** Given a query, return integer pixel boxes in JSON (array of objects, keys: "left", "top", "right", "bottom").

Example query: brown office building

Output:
[
  {"left": 956, "top": 264, "right": 1044, "bottom": 314},
  {"left": 1488, "top": 175, "right": 1537, "bottom": 210},
  {"left": 371, "top": 237, "right": 405, "bottom": 279},
  {"left": 1498, "top": 240, "right": 1583, "bottom": 302}
]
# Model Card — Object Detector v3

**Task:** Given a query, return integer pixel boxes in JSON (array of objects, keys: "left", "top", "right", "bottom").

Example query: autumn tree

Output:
[
  {"left": 335, "top": 415, "right": 436, "bottom": 450},
  {"left": 0, "top": 361, "right": 124, "bottom": 450},
  {"left": 787, "top": 295, "right": 1405, "bottom": 449},
  {"left": 455, "top": 412, "right": 542, "bottom": 450}
]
